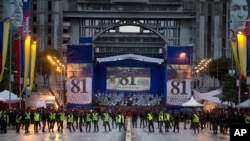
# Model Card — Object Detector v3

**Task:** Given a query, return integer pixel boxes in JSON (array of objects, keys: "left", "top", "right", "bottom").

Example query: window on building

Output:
[
  {"left": 48, "top": 27, "right": 52, "bottom": 34},
  {"left": 48, "top": 14, "right": 52, "bottom": 22},
  {"left": 48, "top": 38, "right": 51, "bottom": 46},
  {"left": 48, "top": 1, "right": 52, "bottom": 11},
  {"left": 33, "top": 16, "right": 37, "bottom": 22},
  {"left": 33, "top": 3, "right": 37, "bottom": 11}
]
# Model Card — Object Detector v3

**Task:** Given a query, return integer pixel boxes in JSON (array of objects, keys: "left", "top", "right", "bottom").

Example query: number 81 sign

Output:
[{"left": 167, "top": 79, "right": 191, "bottom": 96}]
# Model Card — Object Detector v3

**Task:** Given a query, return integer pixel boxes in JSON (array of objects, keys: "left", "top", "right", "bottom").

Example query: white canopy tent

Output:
[
  {"left": 236, "top": 99, "right": 250, "bottom": 108},
  {"left": 0, "top": 90, "right": 21, "bottom": 102},
  {"left": 182, "top": 96, "right": 203, "bottom": 107},
  {"left": 96, "top": 54, "right": 164, "bottom": 64}
]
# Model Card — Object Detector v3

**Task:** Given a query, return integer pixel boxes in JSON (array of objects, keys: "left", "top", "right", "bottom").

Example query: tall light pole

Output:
[{"left": 8, "top": 19, "right": 12, "bottom": 109}]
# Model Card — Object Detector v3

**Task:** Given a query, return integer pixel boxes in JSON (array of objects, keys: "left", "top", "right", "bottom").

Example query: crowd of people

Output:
[{"left": 0, "top": 107, "right": 250, "bottom": 135}]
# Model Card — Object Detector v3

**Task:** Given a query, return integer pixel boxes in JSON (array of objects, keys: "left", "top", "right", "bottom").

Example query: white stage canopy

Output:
[
  {"left": 236, "top": 99, "right": 250, "bottom": 108},
  {"left": 0, "top": 90, "right": 21, "bottom": 102},
  {"left": 96, "top": 54, "right": 164, "bottom": 64},
  {"left": 182, "top": 96, "right": 203, "bottom": 107}
]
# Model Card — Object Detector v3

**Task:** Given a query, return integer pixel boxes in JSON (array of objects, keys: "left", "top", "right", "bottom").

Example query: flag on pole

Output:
[
  {"left": 29, "top": 41, "right": 37, "bottom": 91},
  {"left": 0, "top": 20, "right": 10, "bottom": 82},
  {"left": 22, "top": 36, "right": 31, "bottom": 92},
  {"left": 236, "top": 33, "right": 247, "bottom": 78}
]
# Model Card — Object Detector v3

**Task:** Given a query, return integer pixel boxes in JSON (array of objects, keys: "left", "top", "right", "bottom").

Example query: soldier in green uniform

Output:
[
  {"left": 147, "top": 111, "right": 154, "bottom": 132},
  {"left": 77, "top": 111, "right": 85, "bottom": 132},
  {"left": 103, "top": 111, "right": 112, "bottom": 132},
  {"left": 192, "top": 111, "right": 200, "bottom": 134},
  {"left": 85, "top": 111, "right": 92, "bottom": 132},
  {"left": 57, "top": 109, "right": 65, "bottom": 133},
  {"left": 23, "top": 109, "right": 31, "bottom": 134},
  {"left": 67, "top": 111, "right": 75, "bottom": 132},
  {"left": 92, "top": 110, "right": 99, "bottom": 132},
  {"left": 15, "top": 111, "right": 22, "bottom": 133},
  {"left": 33, "top": 110, "right": 40, "bottom": 132},
  {"left": 158, "top": 110, "right": 164, "bottom": 132},
  {"left": 117, "top": 112, "right": 126, "bottom": 131}
]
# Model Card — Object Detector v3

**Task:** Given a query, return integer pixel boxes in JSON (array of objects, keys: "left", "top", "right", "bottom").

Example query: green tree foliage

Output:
[
  {"left": 220, "top": 74, "right": 238, "bottom": 106},
  {"left": 36, "top": 48, "right": 62, "bottom": 85},
  {"left": 207, "top": 57, "right": 249, "bottom": 106},
  {"left": 208, "top": 58, "right": 232, "bottom": 83}
]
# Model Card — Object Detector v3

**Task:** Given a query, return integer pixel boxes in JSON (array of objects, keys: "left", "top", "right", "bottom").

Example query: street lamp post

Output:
[{"left": 8, "top": 19, "right": 13, "bottom": 109}]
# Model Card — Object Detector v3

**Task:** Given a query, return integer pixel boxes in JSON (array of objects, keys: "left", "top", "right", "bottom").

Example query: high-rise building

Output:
[{"left": 0, "top": 0, "right": 231, "bottom": 64}]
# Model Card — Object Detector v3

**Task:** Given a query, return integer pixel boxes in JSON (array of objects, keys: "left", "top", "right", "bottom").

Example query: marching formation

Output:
[{"left": 0, "top": 107, "right": 250, "bottom": 135}]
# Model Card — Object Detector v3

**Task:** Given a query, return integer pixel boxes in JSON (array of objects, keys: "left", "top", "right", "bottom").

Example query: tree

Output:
[
  {"left": 220, "top": 74, "right": 238, "bottom": 106},
  {"left": 208, "top": 58, "right": 232, "bottom": 83},
  {"left": 36, "top": 48, "right": 62, "bottom": 86}
]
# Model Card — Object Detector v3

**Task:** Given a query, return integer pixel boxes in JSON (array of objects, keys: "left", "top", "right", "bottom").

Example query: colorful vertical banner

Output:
[
  {"left": 14, "top": 39, "right": 21, "bottom": 90},
  {"left": 29, "top": 41, "right": 37, "bottom": 91},
  {"left": 236, "top": 33, "right": 247, "bottom": 78},
  {"left": 3, "top": 0, "right": 29, "bottom": 36},
  {"left": 22, "top": 36, "right": 31, "bottom": 92},
  {"left": 22, "top": 0, "right": 30, "bottom": 36},
  {"left": 66, "top": 64, "right": 92, "bottom": 108},
  {"left": 166, "top": 46, "right": 192, "bottom": 106},
  {"left": 0, "top": 21, "right": 10, "bottom": 82}
]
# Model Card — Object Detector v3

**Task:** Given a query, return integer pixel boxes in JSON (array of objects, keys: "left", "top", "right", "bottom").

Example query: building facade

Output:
[{"left": 0, "top": 0, "right": 231, "bottom": 64}]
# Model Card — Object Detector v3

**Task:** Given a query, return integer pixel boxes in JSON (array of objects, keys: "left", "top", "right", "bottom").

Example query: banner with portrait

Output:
[
  {"left": 106, "top": 67, "right": 150, "bottom": 92},
  {"left": 166, "top": 46, "right": 192, "bottom": 106},
  {"left": 66, "top": 64, "right": 92, "bottom": 105},
  {"left": 3, "top": 0, "right": 30, "bottom": 36}
]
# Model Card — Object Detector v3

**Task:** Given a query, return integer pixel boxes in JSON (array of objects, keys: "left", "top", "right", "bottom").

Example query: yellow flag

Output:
[
  {"left": 237, "top": 33, "right": 247, "bottom": 78},
  {"left": 29, "top": 41, "right": 37, "bottom": 91}
]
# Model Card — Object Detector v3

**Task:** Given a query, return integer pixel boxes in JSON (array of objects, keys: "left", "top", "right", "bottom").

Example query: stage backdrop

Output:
[
  {"left": 106, "top": 67, "right": 150, "bottom": 92},
  {"left": 93, "top": 59, "right": 166, "bottom": 107},
  {"left": 166, "top": 46, "right": 192, "bottom": 106}
]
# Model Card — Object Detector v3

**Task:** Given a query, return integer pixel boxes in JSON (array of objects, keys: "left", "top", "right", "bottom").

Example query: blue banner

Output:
[
  {"left": 67, "top": 45, "right": 93, "bottom": 63},
  {"left": 79, "top": 37, "right": 93, "bottom": 44}
]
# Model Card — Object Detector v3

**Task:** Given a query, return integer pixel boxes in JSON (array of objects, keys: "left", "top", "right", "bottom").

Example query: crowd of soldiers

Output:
[
  {"left": 0, "top": 107, "right": 250, "bottom": 135},
  {"left": 0, "top": 107, "right": 127, "bottom": 134},
  {"left": 130, "top": 107, "right": 250, "bottom": 134}
]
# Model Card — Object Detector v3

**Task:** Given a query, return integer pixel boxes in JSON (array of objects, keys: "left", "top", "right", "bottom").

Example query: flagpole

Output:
[{"left": 8, "top": 19, "right": 12, "bottom": 109}]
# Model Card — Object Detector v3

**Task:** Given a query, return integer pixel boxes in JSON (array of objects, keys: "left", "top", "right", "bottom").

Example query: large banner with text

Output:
[
  {"left": 166, "top": 46, "right": 192, "bottom": 106},
  {"left": 66, "top": 63, "right": 92, "bottom": 108},
  {"left": 106, "top": 67, "right": 150, "bottom": 92}
]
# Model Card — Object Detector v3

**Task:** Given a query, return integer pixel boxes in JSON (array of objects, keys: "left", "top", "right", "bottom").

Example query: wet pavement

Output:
[
  {"left": 132, "top": 123, "right": 230, "bottom": 141},
  {"left": 0, "top": 120, "right": 230, "bottom": 141}
]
